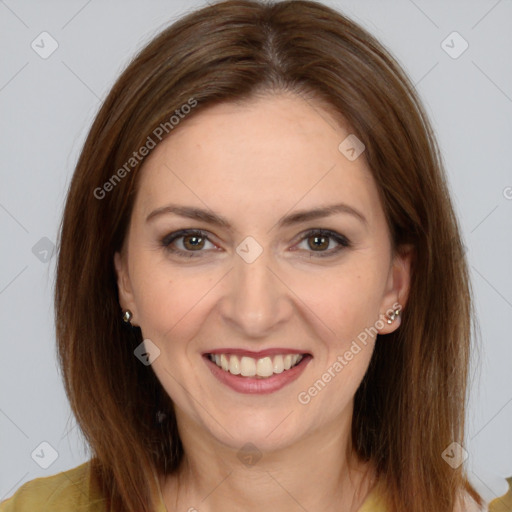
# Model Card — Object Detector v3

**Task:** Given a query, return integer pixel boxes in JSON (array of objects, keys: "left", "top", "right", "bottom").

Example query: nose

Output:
[{"left": 218, "top": 247, "right": 292, "bottom": 339}]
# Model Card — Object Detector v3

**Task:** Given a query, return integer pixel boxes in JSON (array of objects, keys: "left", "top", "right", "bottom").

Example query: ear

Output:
[
  {"left": 377, "top": 244, "right": 414, "bottom": 335},
  {"left": 114, "top": 250, "right": 139, "bottom": 327}
]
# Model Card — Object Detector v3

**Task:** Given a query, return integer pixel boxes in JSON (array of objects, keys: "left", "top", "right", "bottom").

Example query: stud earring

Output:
[
  {"left": 385, "top": 308, "right": 401, "bottom": 324},
  {"left": 122, "top": 310, "right": 133, "bottom": 324}
]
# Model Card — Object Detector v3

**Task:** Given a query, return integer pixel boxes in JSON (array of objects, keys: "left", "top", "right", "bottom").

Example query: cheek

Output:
[
  {"left": 131, "top": 257, "right": 217, "bottom": 338},
  {"left": 292, "top": 264, "right": 384, "bottom": 345}
]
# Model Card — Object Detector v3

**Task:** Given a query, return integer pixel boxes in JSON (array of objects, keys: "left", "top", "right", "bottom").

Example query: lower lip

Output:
[{"left": 204, "top": 354, "right": 312, "bottom": 394}]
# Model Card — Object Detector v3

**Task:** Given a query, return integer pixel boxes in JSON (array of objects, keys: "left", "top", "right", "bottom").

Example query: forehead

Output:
[{"left": 134, "top": 93, "right": 381, "bottom": 228}]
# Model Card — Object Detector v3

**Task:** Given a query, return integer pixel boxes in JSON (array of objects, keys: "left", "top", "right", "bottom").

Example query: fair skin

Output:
[{"left": 115, "top": 92, "right": 412, "bottom": 512}]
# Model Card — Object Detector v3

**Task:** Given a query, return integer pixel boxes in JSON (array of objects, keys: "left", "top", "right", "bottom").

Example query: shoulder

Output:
[
  {"left": 454, "top": 490, "right": 489, "bottom": 512},
  {"left": 489, "top": 477, "right": 512, "bottom": 512},
  {"left": 456, "top": 478, "right": 512, "bottom": 512},
  {"left": 359, "top": 483, "right": 502, "bottom": 512},
  {"left": 0, "top": 460, "right": 107, "bottom": 512}
]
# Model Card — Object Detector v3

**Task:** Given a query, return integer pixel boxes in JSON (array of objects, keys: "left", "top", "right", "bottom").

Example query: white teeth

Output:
[
  {"left": 229, "top": 355, "right": 241, "bottom": 375},
  {"left": 273, "top": 355, "right": 284, "bottom": 374},
  {"left": 256, "top": 357, "right": 274, "bottom": 377},
  {"left": 240, "top": 356, "right": 256, "bottom": 377},
  {"left": 209, "top": 353, "right": 304, "bottom": 378}
]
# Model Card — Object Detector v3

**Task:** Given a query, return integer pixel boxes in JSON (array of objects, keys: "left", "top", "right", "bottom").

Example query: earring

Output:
[
  {"left": 385, "top": 308, "right": 401, "bottom": 324},
  {"left": 156, "top": 410, "right": 167, "bottom": 424},
  {"left": 122, "top": 309, "right": 133, "bottom": 324}
]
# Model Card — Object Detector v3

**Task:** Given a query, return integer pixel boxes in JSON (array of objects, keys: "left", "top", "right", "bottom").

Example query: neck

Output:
[{"left": 158, "top": 410, "right": 377, "bottom": 512}]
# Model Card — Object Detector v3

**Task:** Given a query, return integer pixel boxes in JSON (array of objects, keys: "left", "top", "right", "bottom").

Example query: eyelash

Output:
[{"left": 161, "top": 229, "right": 352, "bottom": 259}]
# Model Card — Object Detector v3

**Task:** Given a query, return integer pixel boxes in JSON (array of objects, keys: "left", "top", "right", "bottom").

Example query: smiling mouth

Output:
[{"left": 207, "top": 353, "right": 307, "bottom": 379}]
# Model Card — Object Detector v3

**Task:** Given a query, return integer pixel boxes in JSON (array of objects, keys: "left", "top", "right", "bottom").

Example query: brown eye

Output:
[
  {"left": 182, "top": 233, "right": 206, "bottom": 250},
  {"left": 161, "top": 230, "right": 215, "bottom": 258},
  {"left": 307, "top": 234, "right": 330, "bottom": 251},
  {"left": 294, "top": 229, "right": 351, "bottom": 258}
]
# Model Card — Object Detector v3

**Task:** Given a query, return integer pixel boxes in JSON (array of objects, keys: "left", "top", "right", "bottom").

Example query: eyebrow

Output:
[{"left": 145, "top": 202, "right": 368, "bottom": 229}]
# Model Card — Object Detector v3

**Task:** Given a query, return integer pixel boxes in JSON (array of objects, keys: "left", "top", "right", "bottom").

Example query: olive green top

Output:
[{"left": 0, "top": 461, "right": 509, "bottom": 511}]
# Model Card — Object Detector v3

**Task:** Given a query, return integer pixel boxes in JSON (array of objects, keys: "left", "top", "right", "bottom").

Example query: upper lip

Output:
[{"left": 204, "top": 348, "right": 311, "bottom": 358}]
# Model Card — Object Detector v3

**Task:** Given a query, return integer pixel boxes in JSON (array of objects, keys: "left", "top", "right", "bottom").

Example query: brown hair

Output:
[{"left": 55, "top": 1, "right": 483, "bottom": 510}]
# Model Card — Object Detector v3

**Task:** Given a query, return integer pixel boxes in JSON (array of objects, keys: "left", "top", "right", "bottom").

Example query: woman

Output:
[{"left": 1, "top": 1, "right": 508, "bottom": 511}]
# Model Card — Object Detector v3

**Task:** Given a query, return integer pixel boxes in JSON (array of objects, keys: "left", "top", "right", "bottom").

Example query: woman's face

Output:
[{"left": 115, "top": 92, "right": 411, "bottom": 452}]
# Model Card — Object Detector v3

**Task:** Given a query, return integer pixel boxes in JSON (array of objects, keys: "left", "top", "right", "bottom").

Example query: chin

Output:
[{"left": 205, "top": 411, "right": 308, "bottom": 454}]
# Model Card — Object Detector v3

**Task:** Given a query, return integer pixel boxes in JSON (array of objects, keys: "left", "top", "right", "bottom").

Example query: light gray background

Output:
[{"left": 1, "top": 0, "right": 511, "bottom": 504}]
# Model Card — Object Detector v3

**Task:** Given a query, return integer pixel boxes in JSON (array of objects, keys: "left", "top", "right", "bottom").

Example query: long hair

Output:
[{"left": 54, "top": 1, "right": 482, "bottom": 510}]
